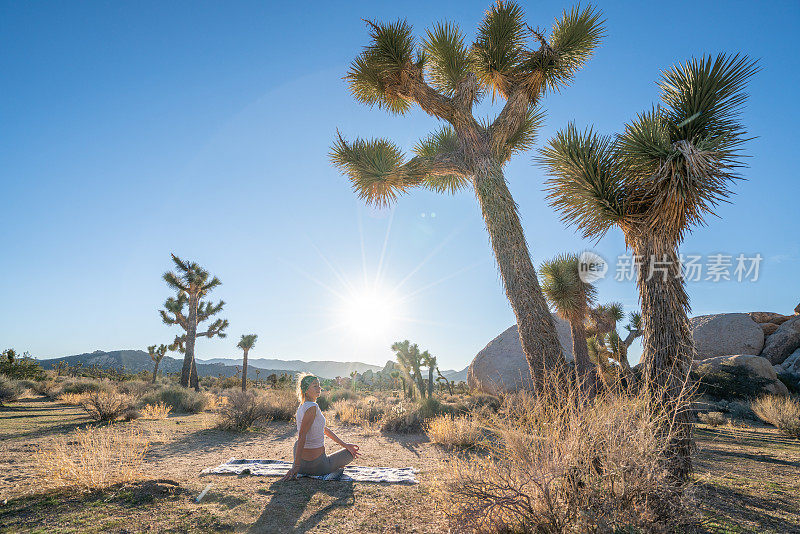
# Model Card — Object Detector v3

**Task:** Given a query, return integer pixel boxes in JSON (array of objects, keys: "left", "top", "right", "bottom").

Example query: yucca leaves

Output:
[
  {"left": 539, "top": 252, "right": 597, "bottom": 322},
  {"left": 422, "top": 22, "right": 472, "bottom": 97},
  {"left": 346, "top": 19, "right": 417, "bottom": 114},
  {"left": 413, "top": 126, "right": 471, "bottom": 194},
  {"left": 659, "top": 53, "right": 758, "bottom": 145},
  {"left": 500, "top": 104, "right": 545, "bottom": 160},
  {"left": 537, "top": 4, "right": 604, "bottom": 93},
  {"left": 471, "top": 1, "right": 527, "bottom": 97},
  {"left": 540, "top": 123, "right": 628, "bottom": 240}
]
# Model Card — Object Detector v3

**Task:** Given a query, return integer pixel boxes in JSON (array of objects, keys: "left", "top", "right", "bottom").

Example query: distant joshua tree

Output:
[
  {"left": 391, "top": 340, "right": 428, "bottom": 399},
  {"left": 539, "top": 54, "right": 758, "bottom": 480},
  {"left": 147, "top": 344, "right": 168, "bottom": 384},
  {"left": 332, "top": 3, "right": 605, "bottom": 392},
  {"left": 160, "top": 254, "right": 229, "bottom": 389},
  {"left": 237, "top": 334, "right": 258, "bottom": 391},
  {"left": 422, "top": 351, "right": 438, "bottom": 398},
  {"left": 539, "top": 253, "right": 597, "bottom": 392}
]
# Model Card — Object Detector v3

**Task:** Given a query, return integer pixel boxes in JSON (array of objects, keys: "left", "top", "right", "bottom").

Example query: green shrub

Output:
[
  {"left": 139, "top": 385, "right": 207, "bottom": 414},
  {"left": 692, "top": 365, "right": 772, "bottom": 400},
  {"left": 328, "top": 389, "right": 358, "bottom": 403},
  {"left": 61, "top": 379, "right": 110, "bottom": 396},
  {"left": 316, "top": 395, "right": 331, "bottom": 411},
  {"left": 382, "top": 397, "right": 451, "bottom": 433},
  {"left": 698, "top": 411, "right": 726, "bottom": 427},
  {"left": 0, "top": 350, "right": 45, "bottom": 381}
]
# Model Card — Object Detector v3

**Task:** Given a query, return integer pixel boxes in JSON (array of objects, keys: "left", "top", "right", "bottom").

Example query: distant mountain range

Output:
[{"left": 37, "top": 350, "right": 468, "bottom": 381}]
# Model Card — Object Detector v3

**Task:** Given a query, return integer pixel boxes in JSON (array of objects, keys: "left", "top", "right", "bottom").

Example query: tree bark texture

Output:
[
  {"left": 180, "top": 294, "right": 198, "bottom": 388},
  {"left": 473, "top": 160, "right": 565, "bottom": 392},
  {"left": 151, "top": 360, "right": 160, "bottom": 384},
  {"left": 634, "top": 237, "right": 695, "bottom": 481},
  {"left": 241, "top": 349, "right": 249, "bottom": 392}
]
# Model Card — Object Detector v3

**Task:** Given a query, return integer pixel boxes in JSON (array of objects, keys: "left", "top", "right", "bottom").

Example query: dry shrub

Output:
[
  {"left": 262, "top": 388, "right": 298, "bottom": 422},
  {"left": 139, "top": 385, "right": 207, "bottom": 414},
  {"left": 435, "top": 382, "right": 694, "bottom": 533},
  {"left": 0, "top": 375, "right": 21, "bottom": 405},
  {"left": 333, "top": 397, "right": 386, "bottom": 426},
  {"left": 117, "top": 380, "right": 153, "bottom": 399},
  {"left": 426, "top": 414, "right": 483, "bottom": 449},
  {"left": 218, "top": 390, "right": 272, "bottom": 430},
  {"left": 698, "top": 411, "right": 726, "bottom": 427},
  {"left": 35, "top": 425, "right": 149, "bottom": 491},
  {"left": 752, "top": 395, "right": 800, "bottom": 438},
  {"left": 58, "top": 392, "right": 88, "bottom": 406},
  {"left": 204, "top": 393, "right": 229, "bottom": 412},
  {"left": 139, "top": 402, "right": 172, "bottom": 420},
  {"left": 382, "top": 397, "right": 450, "bottom": 433},
  {"left": 80, "top": 391, "right": 136, "bottom": 422}
]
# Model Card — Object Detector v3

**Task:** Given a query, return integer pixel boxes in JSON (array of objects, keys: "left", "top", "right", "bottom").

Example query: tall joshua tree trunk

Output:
[
  {"left": 474, "top": 161, "right": 565, "bottom": 390},
  {"left": 633, "top": 237, "right": 695, "bottom": 479},
  {"left": 241, "top": 348, "right": 249, "bottom": 392},
  {"left": 152, "top": 359, "right": 161, "bottom": 384},
  {"left": 181, "top": 294, "right": 198, "bottom": 388}
]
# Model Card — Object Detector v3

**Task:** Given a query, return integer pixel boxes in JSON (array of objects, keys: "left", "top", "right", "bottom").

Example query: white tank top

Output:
[{"left": 296, "top": 401, "right": 325, "bottom": 448}]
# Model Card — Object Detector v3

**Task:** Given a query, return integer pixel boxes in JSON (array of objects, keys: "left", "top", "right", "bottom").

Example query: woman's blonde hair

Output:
[{"left": 296, "top": 373, "right": 319, "bottom": 403}]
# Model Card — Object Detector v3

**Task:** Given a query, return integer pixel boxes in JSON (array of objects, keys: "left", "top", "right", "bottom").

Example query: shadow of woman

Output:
[{"left": 248, "top": 478, "right": 355, "bottom": 533}]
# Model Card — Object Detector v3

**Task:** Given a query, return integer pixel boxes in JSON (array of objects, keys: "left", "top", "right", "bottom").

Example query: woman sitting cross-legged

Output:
[{"left": 281, "top": 373, "right": 360, "bottom": 481}]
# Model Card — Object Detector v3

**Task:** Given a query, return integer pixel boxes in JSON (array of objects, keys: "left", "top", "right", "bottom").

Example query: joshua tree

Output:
[
  {"left": 587, "top": 309, "right": 642, "bottom": 378},
  {"left": 160, "top": 254, "right": 229, "bottom": 388},
  {"left": 585, "top": 302, "right": 623, "bottom": 339},
  {"left": 436, "top": 368, "right": 454, "bottom": 395},
  {"left": 147, "top": 344, "right": 168, "bottom": 384},
  {"left": 255, "top": 368, "right": 261, "bottom": 386},
  {"left": 237, "top": 334, "right": 258, "bottom": 391},
  {"left": 421, "top": 352, "right": 438, "bottom": 398},
  {"left": 539, "top": 253, "right": 597, "bottom": 391},
  {"left": 332, "top": 3, "right": 605, "bottom": 392},
  {"left": 391, "top": 340, "right": 427, "bottom": 399},
  {"left": 539, "top": 53, "right": 758, "bottom": 480}
]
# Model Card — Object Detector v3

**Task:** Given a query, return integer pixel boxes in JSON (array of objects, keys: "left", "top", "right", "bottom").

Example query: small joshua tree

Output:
[
  {"left": 392, "top": 340, "right": 428, "bottom": 399},
  {"left": 332, "top": 3, "right": 605, "bottom": 392},
  {"left": 147, "top": 344, "right": 168, "bottom": 384},
  {"left": 237, "top": 334, "right": 258, "bottom": 391}
]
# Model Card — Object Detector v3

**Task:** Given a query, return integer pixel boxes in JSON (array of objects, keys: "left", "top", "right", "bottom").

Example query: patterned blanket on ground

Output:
[{"left": 201, "top": 458, "right": 418, "bottom": 484}]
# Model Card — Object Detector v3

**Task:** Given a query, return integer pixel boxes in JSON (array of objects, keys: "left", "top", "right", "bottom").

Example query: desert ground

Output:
[{"left": 2, "top": 395, "right": 799, "bottom": 534}]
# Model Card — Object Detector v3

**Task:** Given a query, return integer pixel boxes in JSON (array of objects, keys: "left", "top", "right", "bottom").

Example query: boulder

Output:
[
  {"left": 467, "top": 314, "right": 573, "bottom": 394},
  {"left": 694, "top": 354, "right": 789, "bottom": 396},
  {"left": 690, "top": 313, "right": 764, "bottom": 360},
  {"left": 761, "top": 316, "right": 800, "bottom": 365},
  {"left": 775, "top": 348, "right": 800, "bottom": 376},
  {"left": 748, "top": 312, "right": 792, "bottom": 325},
  {"left": 760, "top": 323, "right": 780, "bottom": 336},
  {"left": 795, "top": 302, "right": 800, "bottom": 315}
]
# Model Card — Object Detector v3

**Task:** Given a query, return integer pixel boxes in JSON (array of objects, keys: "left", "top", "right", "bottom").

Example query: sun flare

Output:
[{"left": 341, "top": 289, "right": 401, "bottom": 338}]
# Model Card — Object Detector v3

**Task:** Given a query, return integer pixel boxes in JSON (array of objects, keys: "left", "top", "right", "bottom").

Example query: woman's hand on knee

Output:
[{"left": 344, "top": 443, "right": 361, "bottom": 459}]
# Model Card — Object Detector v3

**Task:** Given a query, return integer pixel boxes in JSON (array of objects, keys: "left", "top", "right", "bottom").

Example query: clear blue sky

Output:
[{"left": 2, "top": 1, "right": 798, "bottom": 371}]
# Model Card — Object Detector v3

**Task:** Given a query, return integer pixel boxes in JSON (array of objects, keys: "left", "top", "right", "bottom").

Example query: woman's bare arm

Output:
[{"left": 281, "top": 407, "right": 316, "bottom": 481}]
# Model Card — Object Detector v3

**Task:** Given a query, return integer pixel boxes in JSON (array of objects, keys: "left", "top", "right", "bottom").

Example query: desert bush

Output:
[
  {"left": 692, "top": 365, "right": 772, "bottom": 400},
  {"left": 0, "top": 351, "right": 45, "bottom": 381},
  {"left": 382, "top": 397, "right": 451, "bottom": 433},
  {"left": 0, "top": 375, "right": 21, "bottom": 405},
  {"left": 117, "top": 380, "right": 153, "bottom": 399},
  {"left": 435, "top": 382, "right": 694, "bottom": 532},
  {"left": 333, "top": 398, "right": 386, "bottom": 426},
  {"left": 60, "top": 378, "right": 111, "bottom": 396},
  {"left": 327, "top": 389, "right": 359, "bottom": 403},
  {"left": 262, "top": 388, "right": 298, "bottom": 421},
  {"left": 80, "top": 391, "right": 136, "bottom": 422},
  {"left": 218, "top": 390, "right": 272, "bottom": 430},
  {"left": 777, "top": 373, "right": 800, "bottom": 395},
  {"left": 58, "top": 392, "right": 89, "bottom": 406},
  {"left": 204, "top": 393, "right": 229, "bottom": 412},
  {"left": 752, "top": 395, "right": 800, "bottom": 438},
  {"left": 461, "top": 393, "right": 501, "bottom": 413},
  {"left": 139, "top": 385, "right": 207, "bottom": 414},
  {"left": 316, "top": 394, "right": 331, "bottom": 411},
  {"left": 35, "top": 425, "right": 149, "bottom": 490},
  {"left": 698, "top": 411, "right": 726, "bottom": 427},
  {"left": 426, "top": 414, "right": 483, "bottom": 449},
  {"left": 139, "top": 402, "right": 172, "bottom": 420}
]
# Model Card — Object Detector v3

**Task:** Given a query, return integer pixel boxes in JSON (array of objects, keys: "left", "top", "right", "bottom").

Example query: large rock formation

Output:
[
  {"left": 748, "top": 312, "right": 792, "bottom": 325},
  {"left": 760, "top": 316, "right": 800, "bottom": 365},
  {"left": 690, "top": 313, "right": 764, "bottom": 360},
  {"left": 694, "top": 354, "right": 789, "bottom": 396},
  {"left": 467, "top": 314, "right": 573, "bottom": 394},
  {"left": 775, "top": 347, "right": 800, "bottom": 377}
]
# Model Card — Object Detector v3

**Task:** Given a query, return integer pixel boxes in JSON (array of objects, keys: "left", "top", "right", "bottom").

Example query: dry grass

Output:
[
  {"left": 752, "top": 395, "right": 800, "bottom": 438},
  {"left": 698, "top": 411, "right": 727, "bottom": 427},
  {"left": 34, "top": 425, "right": 150, "bottom": 491},
  {"left": 261, "top": 388, "right": 298, "bottom": 422},
  {"left": 204, "top": 393, "right": 229, "bottom": 412},
  {"left": 434, "top": 383, "right": 695, "bottom": 533},
  {"left": 333, "top": 397, "right": 386, "bottom": 426},
  {"left": 80, "top": 391, "right": 136, "bottom": 422},
  {"left": 425, "top": 414, "right": 483, "bottom": 449},
  {"left": 139, "top": 401, "right": 172, "bottom": 420}
]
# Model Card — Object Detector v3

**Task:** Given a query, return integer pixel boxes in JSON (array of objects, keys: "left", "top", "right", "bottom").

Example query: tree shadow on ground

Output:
[
  {"left": 697, "top": 481, "right": 800, "bottom": 533},
  {"left": 700, "top": 446, "right": 800, "bottom": 468},
  {"left": 379, "top": 432, "right": 429, "bottom": 458},
  {"left": 249, "top": 479, "right": 354, "bottom": 533}
]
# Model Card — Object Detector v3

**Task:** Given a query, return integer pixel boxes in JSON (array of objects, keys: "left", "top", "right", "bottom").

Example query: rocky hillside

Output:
[{"left": 199, "top": 357, "right": 381, "bottom": 378}]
